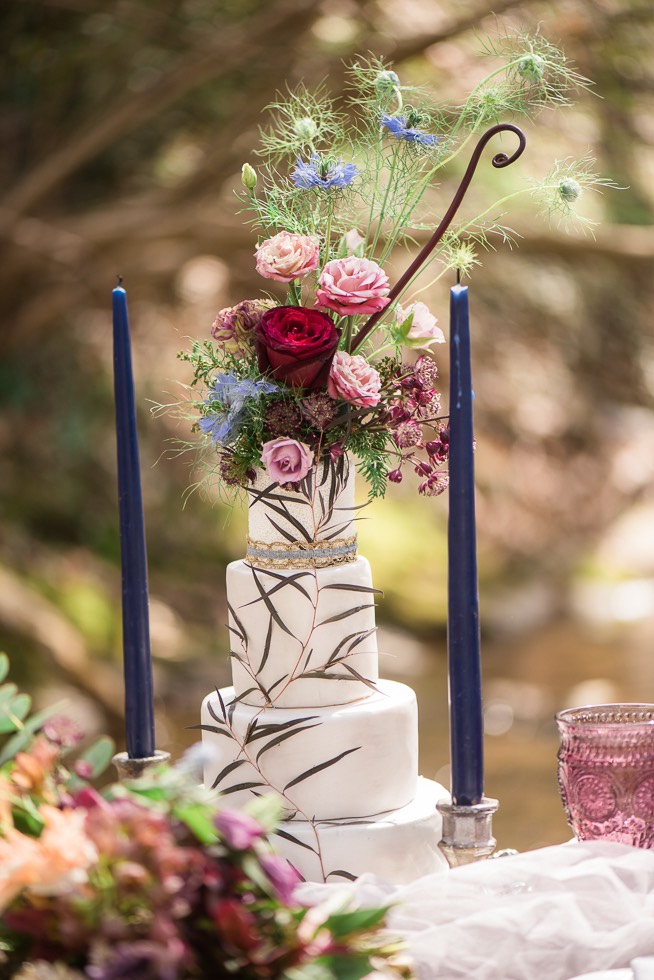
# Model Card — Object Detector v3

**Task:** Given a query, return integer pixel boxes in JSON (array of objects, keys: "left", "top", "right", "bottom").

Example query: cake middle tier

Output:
[
  {"left": 228, "top": 555, "right": 379, "bottom": 708},
  {"left": 201, "top": 679, "right": 417, "bottom": 820}
]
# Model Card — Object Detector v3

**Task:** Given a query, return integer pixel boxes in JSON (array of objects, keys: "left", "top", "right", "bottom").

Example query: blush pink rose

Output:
[
  {"left": 316, "top": 257, "right": 391, "bottom": 317},
  {"left": 261, "top": 437, "right": 315, "bottom": 484},
  {"left": 255, "top": 232, "right": 320, "bottom": 282},
  {"left": 327, "top": 350, "right": 382, "bottom": 408},
  {"left": 396, "top": 301, "right": 445, "bottom": 349}
]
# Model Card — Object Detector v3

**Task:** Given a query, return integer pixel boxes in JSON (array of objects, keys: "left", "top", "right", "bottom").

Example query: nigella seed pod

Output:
[
  {"left": 375, "top": 70, "right": 401, "bottom": 96},
  {"left": 388, "top": 468, "right": 403, "bottom": 483},
  {"left": 559, "top": 178, "right": 583, "bottom": 203},
  {"left": 294, "top": 116, "right": 319, "bottom": 140},
  {"left": 517, "top": 53, "right": 546, "bottom": 83}
]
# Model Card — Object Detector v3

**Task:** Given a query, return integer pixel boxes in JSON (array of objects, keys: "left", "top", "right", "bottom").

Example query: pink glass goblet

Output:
[{"left": 557, "top": 704, "right": 654, "bottom": 848}]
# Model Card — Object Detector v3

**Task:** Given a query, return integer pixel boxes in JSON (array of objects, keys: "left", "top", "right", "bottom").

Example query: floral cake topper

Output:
[{"left": 177, "top": 38, "right": 608, "bottom": 500}]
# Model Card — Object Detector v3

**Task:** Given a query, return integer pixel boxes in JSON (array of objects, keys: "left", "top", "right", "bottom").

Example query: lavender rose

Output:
[
  {"left": 255, "top": 231, "right": 320, "bottom": 283},
  {"left": 211, "top": 298, "right": 277, "bottom": 353},
  {"left": 327, "top": 350, "right": 382, "bottom": 408},
  {"left": 261, "top": 437, "right": 314, "bottom": 484},
  {"left": 255, "top": 305, "right": 340, "bottom": 390}
]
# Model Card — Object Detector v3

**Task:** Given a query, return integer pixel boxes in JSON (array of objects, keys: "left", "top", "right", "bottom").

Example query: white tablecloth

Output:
[{"left": 298, "top": 841, "right": 654, "bottom": 980}]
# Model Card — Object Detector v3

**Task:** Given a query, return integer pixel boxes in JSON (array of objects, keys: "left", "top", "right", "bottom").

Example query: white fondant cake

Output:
[
  {"left": 201, "top": 456, "right": 448, "bottom": 882},
  {"left": 201, "top": 679, "right": 417, "bottom": 818}
]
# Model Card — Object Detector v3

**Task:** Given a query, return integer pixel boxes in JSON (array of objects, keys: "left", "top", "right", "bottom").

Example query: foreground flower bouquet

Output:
[
  {"left": 177, "top": 40, "right": 605, "bottom": 501},
  {"left": 0, "top": 655, "right": 409, "bottom": 979}
]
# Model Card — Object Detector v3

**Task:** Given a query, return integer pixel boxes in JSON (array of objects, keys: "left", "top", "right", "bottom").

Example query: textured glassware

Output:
[{"left": 557, "top": 704, "right": 654, "bottom": 848}]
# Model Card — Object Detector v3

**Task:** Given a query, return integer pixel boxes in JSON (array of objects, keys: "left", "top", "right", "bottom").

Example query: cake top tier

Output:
[{"left": 246, "top": 455, "right": 357, "bottom": 569}]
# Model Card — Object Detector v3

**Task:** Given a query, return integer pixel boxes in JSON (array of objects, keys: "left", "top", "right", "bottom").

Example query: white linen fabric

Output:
[{"left": 297, "top": 841, "right": 654, "bottom": 980}]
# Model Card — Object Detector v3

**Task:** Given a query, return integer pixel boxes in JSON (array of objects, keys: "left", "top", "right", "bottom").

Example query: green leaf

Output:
[
  {"left": 326, "top": 907, "right": 389, "bottom": 938},
  {"left": 0, "top": 705, "right": 60, "bottom": 766},
  {"left": 175, "top": 803, "right": 218, "bottom": 845},
  {"left": 0, "top": 682, "right": 18, "bottom": 703},
  {"left": 317, "top": 953, "right": 377, "bottom": 980},
  {"left": 0, "top": 692, "right": 31, "bottom": 732},
  {"left": 0, "top": 654, "right": 9, "bottom": 684},
  {"left": 77, "top": 736, "right": 115, "bottom": 778}
]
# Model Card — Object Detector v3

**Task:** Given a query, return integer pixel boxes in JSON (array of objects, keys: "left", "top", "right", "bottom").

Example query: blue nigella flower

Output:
[
  {"left": 292, "top": 154, "right": 358, "bottom": 190},
  {"left": 199, "top": 373, "right": 279, "bottom": 446},
  {"left": 380, "top": 113, "right": 439, "bottom": 147}
]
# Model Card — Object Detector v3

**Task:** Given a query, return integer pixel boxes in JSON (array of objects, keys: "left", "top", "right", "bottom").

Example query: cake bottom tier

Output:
[
  {"left": 273, "top": 776, "right": 450, "bottom": 884},
  {"left": 201, "top": 679, "right": 418, "bottom": 820}
]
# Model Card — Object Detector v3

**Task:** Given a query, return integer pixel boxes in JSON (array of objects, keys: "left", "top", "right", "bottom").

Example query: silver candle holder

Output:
[
  {"left": 437, "top": 797, "right": 499, "bottom": 868},
  {"left": 112, "top": 749, "right": 171, "bottom": 781}
]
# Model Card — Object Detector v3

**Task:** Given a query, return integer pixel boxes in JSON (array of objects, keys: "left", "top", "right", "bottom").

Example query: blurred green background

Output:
[{"left": 2, "top": 0, "right": 654, "bottom": 854}]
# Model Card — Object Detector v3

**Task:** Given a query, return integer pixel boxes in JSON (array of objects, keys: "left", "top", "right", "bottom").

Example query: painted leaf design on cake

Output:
[
  {"left": 322, "top": 583, "right": 382, "bottom": 594},
  {"left": 283, "top": 746, "right": 361, "bottom": 792},
  {"left": 262, "top": 499, "right": 313, "bottom": 542},
  {"left": 317, "top": 604, "right": 374, "bottom": 627},
  {"left": 220, "top": 781, "right": 267, "bottom": 796},
  {"left": 248, "top": 482, "right": 311, "bottom": 509},
  {"left": 326, "top": 627, "right": 377, "bottom": 666},
  {"left": 255, "top": 722, "right": 321, "bottom": 763},
  {"left": 241, "top": 568, "right": 314, "bottom": 604},
  {"left": 273, "top": 826, "right": 319, "bottom": 855},
  {"left": 245, "top": 716, "right": 319, "bottom": 744},
  {"left": 327, "top": 869, "right": 358, "bottom": 881},
  {"left": 249, "top": 568, "right": 306, "bottom": 633},
  {"left": 227, "top": 602, "right": 247, "bottom": 644},
  {"left": 258, "top": 616, "right": 273, "bottom": 674},
  {"left": 211, "top": 758, "right": 247, "bottom": 789}
]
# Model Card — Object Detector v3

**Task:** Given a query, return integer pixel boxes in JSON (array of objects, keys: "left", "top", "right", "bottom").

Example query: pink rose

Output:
[
  {"left": 316, "top": 257, "right": 391, "bottom": 317},
  {"left": 255, "top": 232, "right": 320, "bottom": 282},
  {"left": 327, "top": 351, "right": 382, "bottom": 408},
  {"left": 395, "top": 301, "right": 445, "bottom": 349},
  {"left": 261, "top": 437, "right": 314, "bottom": 484}
]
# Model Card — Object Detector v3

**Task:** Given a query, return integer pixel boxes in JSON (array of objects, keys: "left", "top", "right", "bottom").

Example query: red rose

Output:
[{"left": 255, "top": 305, "right": 340, "bottom": 390}]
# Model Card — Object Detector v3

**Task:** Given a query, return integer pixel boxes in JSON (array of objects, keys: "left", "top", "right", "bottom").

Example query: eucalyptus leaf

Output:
[
  {"left": 78, "top": 735, "right": 115, "bottom": 778},
  {"left": 0, "top": 692, "right": 31, "bottom": 733}
]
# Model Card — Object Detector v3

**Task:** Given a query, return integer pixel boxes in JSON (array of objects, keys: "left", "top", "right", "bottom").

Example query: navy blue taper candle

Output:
[
  {"left": 447, "top": 282, "right": 483, "bottom": 805},
  {"left": 112, "top": 280, "right": 156, "bottom": 760}
]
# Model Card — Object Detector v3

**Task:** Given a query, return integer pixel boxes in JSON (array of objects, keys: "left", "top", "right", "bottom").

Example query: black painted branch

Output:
[{"left": 349, "top": 123, "right": 527, "bottom": 353}]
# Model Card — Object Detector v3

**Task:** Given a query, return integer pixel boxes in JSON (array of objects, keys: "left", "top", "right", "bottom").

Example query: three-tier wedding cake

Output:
[{"left": 201, "top": 456, "right": 448, "bottom": 883}]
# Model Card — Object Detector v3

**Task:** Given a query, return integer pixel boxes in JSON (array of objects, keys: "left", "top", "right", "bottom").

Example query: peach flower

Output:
[
  {"left": 395, "top": 301, "right": 445, "bottom": 348},
  {"left": 255, "top": 232, "right": 320, "bottom": 282},
  {"left": 316, "top": 257, "right": 390, "bottom": 317},
  {"left": 261, "top": 437, "right": 314, "bottom": 484},
  {"left": 0, "top": 805, "right": 97, "bottom": 913},
  {"left": 327, "top": 351, "right": 382, "bottom": 408}
]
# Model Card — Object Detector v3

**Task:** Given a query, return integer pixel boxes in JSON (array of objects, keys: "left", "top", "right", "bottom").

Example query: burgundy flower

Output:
[{"left": 255, "top": 306, "right": 340, "bottom": 390}]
